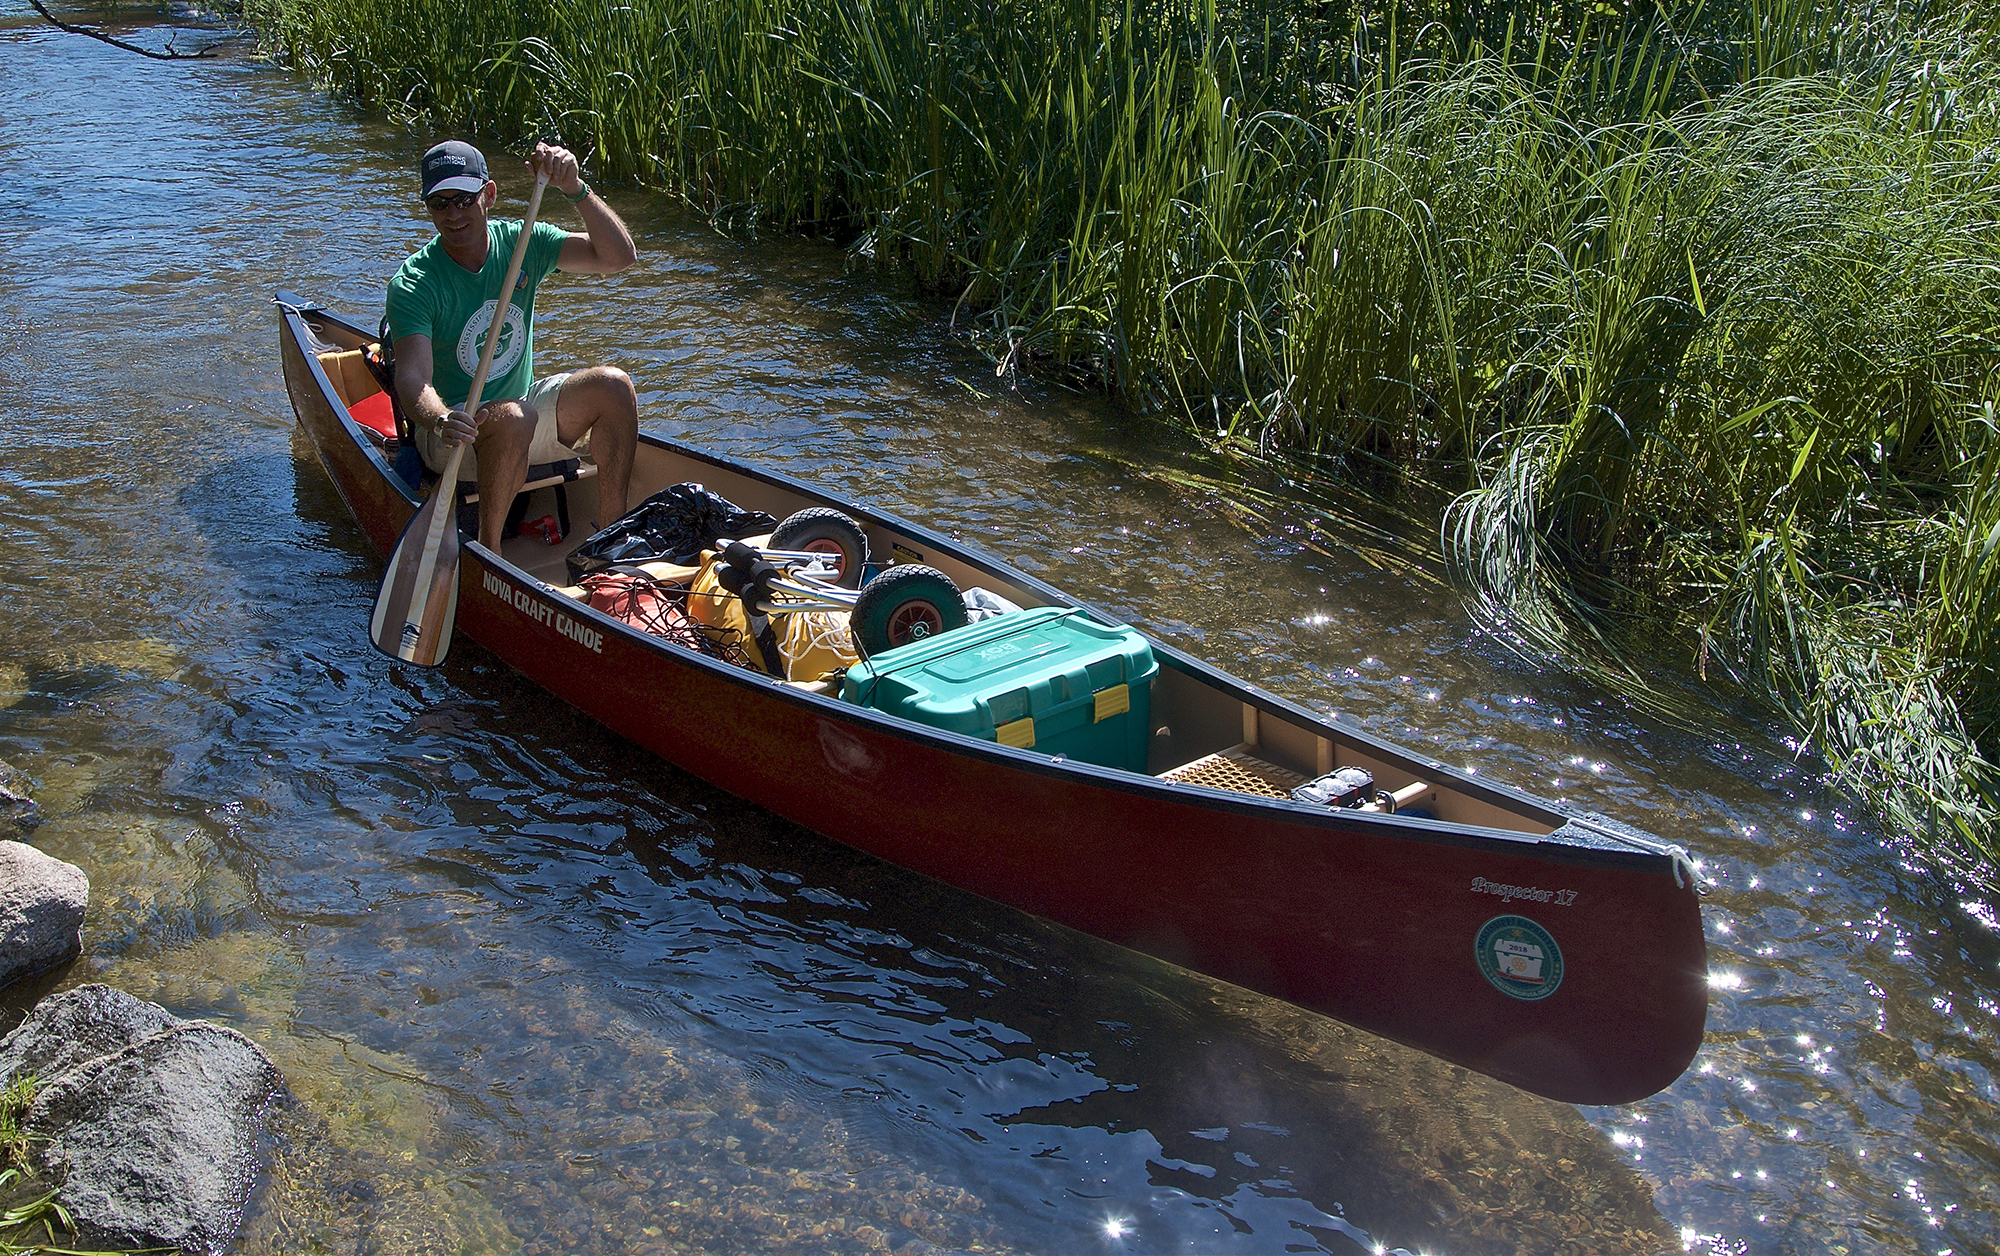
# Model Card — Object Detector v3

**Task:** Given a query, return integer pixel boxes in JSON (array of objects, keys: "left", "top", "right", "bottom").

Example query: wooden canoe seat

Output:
[
  {"left": 460, "top": 461, "right": 598, "bottom": 505},
  {"left": 1160, "top": 746, "right": 1435, "bottom": 813},
  {"left": 1157, "top": 744, "right": 1306, "bottom": 798},
  {"left": 316, "top": 348, "right": 378, "bottom": 409},
  {"left": 448, "top": 459, "right": 594, "bottom": 542},
  {"left": 317, "top": 349, "right": 399, "bottom": 444}
]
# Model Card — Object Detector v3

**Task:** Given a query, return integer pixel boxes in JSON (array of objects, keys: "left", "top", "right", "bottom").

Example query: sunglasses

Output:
[{"left": 424, "top": 190, "right": 482, "bottom": 213}]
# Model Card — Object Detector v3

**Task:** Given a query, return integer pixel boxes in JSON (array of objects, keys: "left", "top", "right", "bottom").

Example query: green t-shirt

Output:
[{"left": 385, "top": 219, "right": 570, "bottom": 409}]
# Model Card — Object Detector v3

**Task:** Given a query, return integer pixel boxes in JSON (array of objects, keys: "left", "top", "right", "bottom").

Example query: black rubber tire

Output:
[
  {"left": 768, "top": 508, "right": 868, "bottom": 589},
  {"left": 851, "top": 565, "right": 968, "bottom": 656}
]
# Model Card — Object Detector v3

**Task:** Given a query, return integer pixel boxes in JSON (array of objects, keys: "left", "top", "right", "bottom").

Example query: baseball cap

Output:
[{"left": 420, "top": 141, "right": 490, "bottom": 199}]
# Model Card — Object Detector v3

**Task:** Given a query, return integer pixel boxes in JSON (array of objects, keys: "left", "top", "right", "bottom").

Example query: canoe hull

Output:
[{"left": 280, "top": 296, "right": 1707, "bottom": 1105}]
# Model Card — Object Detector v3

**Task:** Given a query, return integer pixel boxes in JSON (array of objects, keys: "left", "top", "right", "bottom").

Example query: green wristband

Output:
[{"left": 565, "top": 181, "right": 592, "bottom": 203}]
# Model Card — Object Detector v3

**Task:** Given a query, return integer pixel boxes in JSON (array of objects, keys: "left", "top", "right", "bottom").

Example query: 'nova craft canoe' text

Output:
[{"left": 278, "top": 293, "right": 1708, "bottom": 1105}]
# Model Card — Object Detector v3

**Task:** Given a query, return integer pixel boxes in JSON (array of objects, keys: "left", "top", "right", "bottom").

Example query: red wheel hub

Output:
[
  {"left": 801, "top": 538, "right": 848, "bottom": 578},
  {"left": 886, "top": 601, "right": 943, "bottom": 646}
]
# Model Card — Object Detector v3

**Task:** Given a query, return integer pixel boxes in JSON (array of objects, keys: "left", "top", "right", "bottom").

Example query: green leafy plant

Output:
[{"left": 0, "top": 1075, "right": 38, "bottom": 1175}]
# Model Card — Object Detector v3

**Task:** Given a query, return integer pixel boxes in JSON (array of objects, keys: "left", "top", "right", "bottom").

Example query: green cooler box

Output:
[{"left": 840, "top": 606, "right": 1158, "bottom": 772}]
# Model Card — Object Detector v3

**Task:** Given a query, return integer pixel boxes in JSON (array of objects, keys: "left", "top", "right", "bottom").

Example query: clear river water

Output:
[{"left": 0, "top": 7, "right": 1995, "bottom": 1254}]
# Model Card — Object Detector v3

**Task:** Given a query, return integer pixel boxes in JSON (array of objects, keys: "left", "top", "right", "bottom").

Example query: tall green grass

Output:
[{"left": 248, "top": 0, "right": 2000, "bottom": 879}]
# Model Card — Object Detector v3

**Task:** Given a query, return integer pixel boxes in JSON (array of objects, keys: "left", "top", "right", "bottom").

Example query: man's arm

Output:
[
  {"left": 555, "top": 195, "right": 638, "bottom": 274},
  {"left": 528, "top": 141, "right": 637, "bottom": 275},
  {"left": 393, "top": 334, "right": 479, "bottom": 447}
]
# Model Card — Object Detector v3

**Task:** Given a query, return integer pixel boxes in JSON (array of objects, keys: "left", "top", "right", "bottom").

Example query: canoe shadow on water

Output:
[{"left": 376, "top": 676, "right": 1677, "bottom": 1255}]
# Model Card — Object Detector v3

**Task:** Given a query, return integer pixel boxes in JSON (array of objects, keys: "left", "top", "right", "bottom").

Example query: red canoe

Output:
[{"left": 278, "top": 293, "right": 1708, "bottom": 1105}]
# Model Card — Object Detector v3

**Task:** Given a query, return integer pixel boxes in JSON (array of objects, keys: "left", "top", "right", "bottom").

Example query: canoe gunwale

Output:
[
  {"left": 278, "top": 296, "right": 1671, "bottom": 871},
  {"left": 520, "top": 560, "right": 1687, "bottom": 874}
]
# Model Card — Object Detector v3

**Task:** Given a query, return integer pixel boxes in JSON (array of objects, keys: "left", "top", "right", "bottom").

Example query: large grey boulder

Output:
[
  {"left": 0, "top": 839, "right": 87, "bottom": 987},
  {"left": 0, "top": 982, "right": 176, "bottom": 1084},
  {"left": 0, "top": 985, "right": 285, "bottom": 1256}
]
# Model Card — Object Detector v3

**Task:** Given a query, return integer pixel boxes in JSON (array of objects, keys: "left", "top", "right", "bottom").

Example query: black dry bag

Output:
[{"left": 565, "top": 483, "right": 778, "bottom": 584}]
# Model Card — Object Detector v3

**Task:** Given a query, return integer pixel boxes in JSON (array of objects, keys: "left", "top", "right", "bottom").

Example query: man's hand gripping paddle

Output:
[{"left": 370, "top": 170, "right": 551, "bottom": 666}]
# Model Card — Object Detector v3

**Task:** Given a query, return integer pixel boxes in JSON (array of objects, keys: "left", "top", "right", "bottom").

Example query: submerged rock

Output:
[
  {"left": 0, "top": 759, "right": 38, "bottom": 831},
  {"left": 0, "top": 984, "right": 285, "bottom": 1256},
  {"left": 0, "top": 839, "right": 86, "bottom": 986}
]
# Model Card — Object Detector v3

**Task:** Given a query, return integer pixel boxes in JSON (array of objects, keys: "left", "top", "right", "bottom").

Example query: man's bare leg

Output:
[
  {"left": 471, "top": 401, "right": 535, "bottom": 550},
  {"left": 553, "top": 366, "right": 639, "bottom": 523}
]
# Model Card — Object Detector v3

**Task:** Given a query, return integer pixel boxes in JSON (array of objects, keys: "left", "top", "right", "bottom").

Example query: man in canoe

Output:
[{"left": 387, "top": 139, "right": 639, "bottom": 550}]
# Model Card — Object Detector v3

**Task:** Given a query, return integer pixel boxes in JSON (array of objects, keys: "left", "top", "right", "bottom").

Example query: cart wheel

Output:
[
  {"left": 851, "top": 565, "right": 968, "bottom": 655},
  {"left": 769, "top": 508, "right": 868, "bottom": 588}
]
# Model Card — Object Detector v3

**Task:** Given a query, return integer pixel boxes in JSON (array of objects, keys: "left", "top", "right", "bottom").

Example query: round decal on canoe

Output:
[{"left": 1475, "top": 914, "right": 1564, "bottom": 1001}]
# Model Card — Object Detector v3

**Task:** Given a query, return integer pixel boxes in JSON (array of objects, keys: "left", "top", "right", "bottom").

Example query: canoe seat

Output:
[
  {"left": 1158, "top": 745, "right": 1307, "bottom": 798},
  {"left": 316, "top": 348, "right": 400, "bottom": 445},
  {"left": 1161, "top": 748, "right": 1438, "bottom": 813},
  {"left": 316, "top": 347, "right": 377, "bottom": 409},
  {"left": 445, "top": 459, "right": 595, "bottom": 542},
  {"left": 320, "top": 340, "right": 594, "bottom": 542}
]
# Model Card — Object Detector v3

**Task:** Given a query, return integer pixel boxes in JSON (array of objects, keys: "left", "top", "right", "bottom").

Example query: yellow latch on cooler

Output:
[
  {"left": 996, "top": 717, "right": 1036, "bottom": 748},
  {"left": 1093, "top": 684, "right": 1129, "bottom": 722}
]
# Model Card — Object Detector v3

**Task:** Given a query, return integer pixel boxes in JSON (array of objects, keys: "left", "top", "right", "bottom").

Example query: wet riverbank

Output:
[{"left": 1, "top": 6, "right": 1996, "bottom": 1254}]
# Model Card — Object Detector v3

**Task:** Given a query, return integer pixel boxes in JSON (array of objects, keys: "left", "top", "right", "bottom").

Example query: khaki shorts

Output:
[{"left": 415, "top": 372, "right": 588, "bottom": 480}]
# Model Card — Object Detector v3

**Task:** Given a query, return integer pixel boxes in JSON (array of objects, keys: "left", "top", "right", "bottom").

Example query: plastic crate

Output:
[{"left": 840, "top": 606, "right": 1158, "bottom": 772}]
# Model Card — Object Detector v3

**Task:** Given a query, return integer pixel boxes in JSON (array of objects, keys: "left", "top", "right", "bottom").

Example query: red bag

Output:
[
  {"left": 577, "top": 571, "right": 755, "bottom": 668},
  {"left": 582, "top": 572, "right": 689, "bottom": 635}
]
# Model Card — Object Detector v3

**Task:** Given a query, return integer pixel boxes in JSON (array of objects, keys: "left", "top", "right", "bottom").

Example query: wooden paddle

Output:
[{"left": 370, "top": 170, "right": 551, "bottom": 666}]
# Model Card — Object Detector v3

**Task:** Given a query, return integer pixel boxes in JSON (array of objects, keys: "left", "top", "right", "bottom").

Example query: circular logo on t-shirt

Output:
[
  {"left": 1475, "top": 914, "right": 1564, "bottom": 1001},
  {"left": 456, "top": 298, "right": 527, "bottom": 381}
]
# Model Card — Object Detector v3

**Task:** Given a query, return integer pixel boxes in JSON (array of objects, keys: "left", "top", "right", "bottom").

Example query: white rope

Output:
[
  {"left": 1561, "top": 813, "right": 1708, "bottom": 893},
  {"left": 797, "top": 609, "right": 853, "bottom": 658}
]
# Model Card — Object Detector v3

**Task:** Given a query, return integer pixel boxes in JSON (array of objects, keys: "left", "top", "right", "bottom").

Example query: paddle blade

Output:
[{"left": 370, "top": 483, "right": 462, "bottom": 667}]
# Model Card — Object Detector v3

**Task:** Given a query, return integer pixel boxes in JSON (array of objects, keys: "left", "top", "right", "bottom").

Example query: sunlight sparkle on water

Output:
[{"left": 1102, "top": 1217, "right": 1132, "bottom": 1240}]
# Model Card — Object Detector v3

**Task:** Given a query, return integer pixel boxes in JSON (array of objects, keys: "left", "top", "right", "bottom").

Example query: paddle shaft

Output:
[
  {"left": 449, "top": 169, "right": 551, "bottom": 468},
  {"left": 374, "top": 170, "right": 551, "bottom": 664},
  {"left": 422, "top": 167, "right": 548, "bottom": 510}
]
